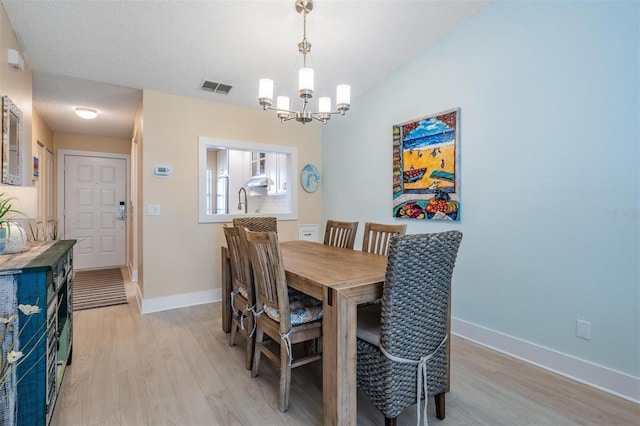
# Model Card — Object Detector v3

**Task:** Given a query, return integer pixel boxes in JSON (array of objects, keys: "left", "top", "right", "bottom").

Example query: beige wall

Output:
[
  {"left": 33, "top": 109, "right": 53, "bottom": 152},
  {"left": 0, "top": 2, "right": 38, "bottom": 226},
  {"left": 141, "top": 90, "right": 322, "bottom": 300},
  {"left": 53, "top": 132, "right": 131, "bottom": 154},
  {"left": 0, "top": 3, "right": 33, "bottom": 189}
]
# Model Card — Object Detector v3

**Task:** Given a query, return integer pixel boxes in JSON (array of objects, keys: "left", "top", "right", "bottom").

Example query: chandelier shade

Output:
[
  {"left": 319, "top": 97, "right": 330, "bottom": 113},
  {"left": 258, "top": 0, "right": 350, "bottom": 124},
  {"left": 277, "top": 96, "right": 290, "bottom": 119},
  {"left": 258, "top": 79, "right": 274, "bottom": 104},
  {"left": 298, "top": 68, "right": 314, "bottom": 96}
]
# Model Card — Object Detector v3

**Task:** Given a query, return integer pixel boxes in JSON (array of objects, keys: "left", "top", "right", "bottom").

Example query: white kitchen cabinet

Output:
[
  {"left": 297, "top": 224, "right": 318, "bottom": 242},
  {"left": 250, "top": 152, "right": 266, "bottom": 177},
  {"left": 217, "top": 149, "right": 228, "bottom": 176},
  {"left": 267, "top": 152, "right": 288, "bottom": 195},
  {"left": 277, "top": 153, "right": 288, "bottom": 194},
  {"left": 228, "top": 150, "right": 249, "bottom": 211}
]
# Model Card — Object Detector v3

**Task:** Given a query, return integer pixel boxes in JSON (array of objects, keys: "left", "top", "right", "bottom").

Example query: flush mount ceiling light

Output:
[
  {"left": 258, "top": 0, "right": 350, "bottom": 124},
  {"left": 75, "top": 107, "right": 98, "bottom": 120}
]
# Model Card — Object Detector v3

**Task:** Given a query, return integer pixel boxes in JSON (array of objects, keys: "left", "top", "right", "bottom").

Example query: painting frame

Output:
[
  {"left": 33, "top": 156, "right": 39, "bottom": 180},
  {"left": 392, "top": 108, "right": 460, "bottom": 221}
]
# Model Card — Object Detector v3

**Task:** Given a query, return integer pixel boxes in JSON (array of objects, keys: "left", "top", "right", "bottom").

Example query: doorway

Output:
[{"left": 58, "top": 150, "right": 129, "bottom": 270}]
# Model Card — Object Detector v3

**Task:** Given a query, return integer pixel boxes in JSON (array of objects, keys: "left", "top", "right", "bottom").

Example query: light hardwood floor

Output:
[{"left": 51, "top": 274, "right": 639, "bottom": 426}]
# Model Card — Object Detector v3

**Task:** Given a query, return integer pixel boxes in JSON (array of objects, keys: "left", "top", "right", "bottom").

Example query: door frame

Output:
[
  {"left": 57, "top": 149, "right": 131, "bottom": 268},
  {"left": 129, "top": 132, "right": 139, "bottom": 282}
]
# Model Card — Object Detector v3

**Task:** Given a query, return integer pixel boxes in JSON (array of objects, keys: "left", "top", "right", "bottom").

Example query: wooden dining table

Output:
[{"left": 221, "top": 240, "right": 388, "bottom": 425}]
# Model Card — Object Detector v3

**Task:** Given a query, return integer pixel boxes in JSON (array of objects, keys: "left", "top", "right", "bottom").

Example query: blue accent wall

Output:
[{"left": 322, "top": 1, "right": 639, "bottom": 378}]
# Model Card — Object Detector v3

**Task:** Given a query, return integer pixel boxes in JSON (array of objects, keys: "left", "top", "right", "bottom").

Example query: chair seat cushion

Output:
[
  {"left": 264, "top": 289, "right": 323, "bottom": 326},
  {"left": 356, "top": 303, "right": 382, "bottom": 346}
]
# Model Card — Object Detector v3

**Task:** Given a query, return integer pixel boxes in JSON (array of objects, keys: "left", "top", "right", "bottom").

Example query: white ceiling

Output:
[{"left": 2, "top": 0, "right": 490, "bottom": 139}]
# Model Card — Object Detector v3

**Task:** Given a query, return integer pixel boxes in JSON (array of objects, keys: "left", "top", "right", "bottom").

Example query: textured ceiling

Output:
[{"left": 2, "top": 0, "right": 490, "bottom": 139}]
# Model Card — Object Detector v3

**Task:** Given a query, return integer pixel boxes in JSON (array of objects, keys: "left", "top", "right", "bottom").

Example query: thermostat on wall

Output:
[{"left": 152, "top": 165, "right": 172, "bottom": 177}]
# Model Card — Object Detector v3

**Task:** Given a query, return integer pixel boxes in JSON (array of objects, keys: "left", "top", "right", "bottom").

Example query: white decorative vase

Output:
[{"left": 3, "top": 222, "right": 27, "bottom": 254}]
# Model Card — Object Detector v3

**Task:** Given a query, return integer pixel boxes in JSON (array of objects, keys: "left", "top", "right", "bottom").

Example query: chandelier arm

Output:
[
  {"left": 266, "top": 105, "right": 345, "bottom": 116},
  {"left": 265, "top": 105, "right": 297, "bottom": 115},
  {"left": 267, "top": 106, "right": 347, "bottom": 115}
]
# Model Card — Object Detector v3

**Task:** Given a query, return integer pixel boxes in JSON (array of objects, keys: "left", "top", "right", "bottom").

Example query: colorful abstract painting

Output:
[{"left": 392, "top": 108, "right": 460, "bottom": 220}]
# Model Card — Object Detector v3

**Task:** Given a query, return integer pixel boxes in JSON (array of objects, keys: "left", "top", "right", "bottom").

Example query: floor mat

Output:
[{"left": 73, "top": 268, "right": 128, "bottom": 311}]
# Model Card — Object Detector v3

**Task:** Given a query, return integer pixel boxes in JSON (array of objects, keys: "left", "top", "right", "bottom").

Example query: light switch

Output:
[{"left": 147, "top": 204, "right": 161, "bottom": 216}]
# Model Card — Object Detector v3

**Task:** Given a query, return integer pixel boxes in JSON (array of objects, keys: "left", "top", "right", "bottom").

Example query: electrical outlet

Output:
[{"left": 576, "top": 319, "right": 591, "bottom": 340}]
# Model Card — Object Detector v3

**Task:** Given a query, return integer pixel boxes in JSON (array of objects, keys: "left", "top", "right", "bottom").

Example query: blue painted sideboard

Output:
[{"left": 0, "top": 240, "right": 76, "bottom": 426}]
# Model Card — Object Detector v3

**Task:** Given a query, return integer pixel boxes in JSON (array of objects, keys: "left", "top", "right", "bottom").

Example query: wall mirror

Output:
[
  {"left": 198, "top": 137, "right": 298, "bottom": 223},
  {"left": 2, "top": 96, "right": 23, "bottom": 185}
]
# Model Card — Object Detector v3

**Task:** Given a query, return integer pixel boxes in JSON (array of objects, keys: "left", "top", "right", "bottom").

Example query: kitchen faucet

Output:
[{"left": 237, "top": 187, "right": 248, "bottom": 213}]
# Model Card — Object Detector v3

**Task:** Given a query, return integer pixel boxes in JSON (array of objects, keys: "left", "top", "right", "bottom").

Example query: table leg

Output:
[
  {"left": 322, "top": 287, "right": 358, "bottom": 426},
  {"left": 221, "top": 246, "right": 232, "bottom": 333}
]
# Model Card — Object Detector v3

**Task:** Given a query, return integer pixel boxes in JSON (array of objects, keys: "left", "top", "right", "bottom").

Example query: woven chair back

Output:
[
  {"left": 361, "top": 222, "right": 407, "bottom": 256},
  {"left": 223, "top": 226, "right": 254, "bottom": 304},
  {"left": 323, "top": 219, "right": 359, "bottom": 249},
  {"left": 241, "top": 228, "right": 291, "bottom": 333},
  {"left": 380, "top": 231, "right": 463, "bottom": 358},
  {"left": 233, "top": 216, "right": 278, "bottom": 233}
]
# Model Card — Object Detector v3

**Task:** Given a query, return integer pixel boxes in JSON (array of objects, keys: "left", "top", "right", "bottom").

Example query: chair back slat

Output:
[
  {"left": 323, "top": 220, "right": 359, "bottom": 249},
  {"left": 241, "top": 228, "right": 291, "bottom": 332},
  {"left": 362, "top": 222, "right": 407, "bottom": 256},
  {"left": 223, "top": 226, "right": 254, "bottom": 303},
  {"left": 233, "top": 216, "right": 278, "bottom": 233},
  {"left": 380, "top": 231, "right": 462, "bottom": 358}
]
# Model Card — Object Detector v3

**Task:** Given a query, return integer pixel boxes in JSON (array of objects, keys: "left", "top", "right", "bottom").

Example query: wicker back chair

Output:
[
  {"left": 356, "top": 231, "right": 463, "bottom": 426},
  {"left": 233, "top": 216, "right": 278, "bottom": 233},
  {"left": 323, "top": 219, "right": 359, "bottom": 249},
  {"left": 241, "top": 228, "right": 323, "bottom": 412},
  {"left": 223, "top": 226, "right": 256, "bottom": 369},
  {"left": 362, "top": 222, "right": 408, "bottom": 256}
]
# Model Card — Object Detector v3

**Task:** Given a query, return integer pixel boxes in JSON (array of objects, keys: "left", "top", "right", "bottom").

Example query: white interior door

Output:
[{"left": 64, "top": 154, "right": 127, "bottom": 269}]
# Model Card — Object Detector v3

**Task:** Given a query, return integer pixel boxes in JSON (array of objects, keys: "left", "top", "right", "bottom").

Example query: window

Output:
[{"left": 198, "top": 137, "right": 298, "bottom": 223}]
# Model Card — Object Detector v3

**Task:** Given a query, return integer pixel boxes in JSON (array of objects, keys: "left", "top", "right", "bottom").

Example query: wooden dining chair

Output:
[
  {"left": 323, "top": 219, "right": 358, "bottom": 249},
  {"left": 240, "top": 227, "right": 323, "bottom": 412},
  {"left": 232, "top": 216, "right": 278, "bottom": 233},
  {"left": 223, "top": 226, "right": 256, "bottom": 370},
  {"left": 356, "top": 231, "right": 463, "bottom": 426},
  {"left": 361, "top": 222, "right": 407, "bottom": 256}
]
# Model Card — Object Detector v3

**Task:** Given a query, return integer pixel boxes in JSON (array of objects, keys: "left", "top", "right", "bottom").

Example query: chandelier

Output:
[{"left": 258, "top": 0, "right": 350, "bottom": 124}]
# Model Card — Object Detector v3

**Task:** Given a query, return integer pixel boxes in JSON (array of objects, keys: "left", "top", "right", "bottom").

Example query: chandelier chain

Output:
[{"left": 302, "top": 9, "right": 307, "bottom": 67}]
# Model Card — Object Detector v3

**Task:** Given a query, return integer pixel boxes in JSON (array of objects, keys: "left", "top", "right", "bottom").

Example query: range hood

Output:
[{"left": 245, "top": 177, "right": 270, "bottom": 188}]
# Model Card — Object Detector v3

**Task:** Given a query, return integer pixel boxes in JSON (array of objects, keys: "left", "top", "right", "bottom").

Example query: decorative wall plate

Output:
[{"left": 300, "top": 164, "right": 320, "bottom": 193}]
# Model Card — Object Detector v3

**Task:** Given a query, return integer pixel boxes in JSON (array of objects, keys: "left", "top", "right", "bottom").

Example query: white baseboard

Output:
[
  {"left": 139, "top": 288, "right": 222, "bottom": 315},
  {"left": 128, "top": 265, "right": 138, "bottom": 282},
  {"left": 451, "top": 317, "right": 640, "bottom": 403}
]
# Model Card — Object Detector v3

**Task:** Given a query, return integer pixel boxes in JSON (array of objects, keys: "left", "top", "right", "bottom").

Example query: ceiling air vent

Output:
[{"left": 201, "top": 80, "right": 232, "bottom": 95}]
